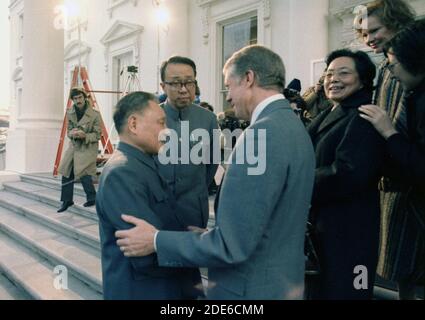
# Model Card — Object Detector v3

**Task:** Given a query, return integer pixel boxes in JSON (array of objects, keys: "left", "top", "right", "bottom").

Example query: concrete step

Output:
[
  {"left": 0, "top": 206, "right": 102, "bottom": 294},
  {"left": 2, "top": 181, "right": 98, "bottom": 222},
  {"left": 0, "top": 272, "right": 32, "bottom": 300},
  {"left": 3, "top": 180, "right": 217, "bottom": 224},
  {"left": 0, "top": 231, "right": 101, "bottom": 300},
  {"left": 20, "top": 174, "right": 98, "bottom": 198},
  {"left": 0, "top": 190, "right": 100, "bottom": 250}
]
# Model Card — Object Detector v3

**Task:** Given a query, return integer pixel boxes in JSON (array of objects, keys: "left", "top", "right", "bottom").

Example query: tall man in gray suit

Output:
[
  {"left": 96, "top": 92, "right": 202, "bottom": 300},
  {"left": 116, "top": 45, "right": 316, "bottom": 300}
]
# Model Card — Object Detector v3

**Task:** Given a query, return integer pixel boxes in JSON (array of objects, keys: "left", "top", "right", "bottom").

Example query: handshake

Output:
[{"left": 70, "top": 128, "right": 86, "bottom": 140}]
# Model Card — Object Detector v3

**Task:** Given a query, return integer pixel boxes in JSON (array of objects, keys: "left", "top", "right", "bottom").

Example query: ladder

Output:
[{"left": 53, "top": 66, "right": 114, "bottom": 176}]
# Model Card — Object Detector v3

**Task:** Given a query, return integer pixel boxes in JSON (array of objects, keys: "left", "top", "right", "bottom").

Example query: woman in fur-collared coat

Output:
[{"left": 306, "top": 49, "right": 385, "bottom": 300}]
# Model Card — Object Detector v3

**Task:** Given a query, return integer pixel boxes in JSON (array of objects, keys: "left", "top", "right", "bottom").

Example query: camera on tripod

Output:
[{"left": 127, "top": 66, "right": 138, "bottom": 74}]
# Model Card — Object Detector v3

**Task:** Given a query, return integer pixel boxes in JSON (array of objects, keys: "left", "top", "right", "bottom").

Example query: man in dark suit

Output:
[
  {"left": 158, "top": 56, "right": 219, "bottom": 230},
  {"left": 115, "top": 45, "right": 316, "bottom": 300},
  {"left": 156, "top": 56, "right": 219, "bottom": 292},
  {"left": 96, "top": 92, "right": 202, "bottom": 300}
]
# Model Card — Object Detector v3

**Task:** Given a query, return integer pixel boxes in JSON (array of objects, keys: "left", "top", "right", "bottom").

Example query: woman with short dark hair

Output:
[{"left": 306, "top": 49, "right": 385, "bottom": 300}]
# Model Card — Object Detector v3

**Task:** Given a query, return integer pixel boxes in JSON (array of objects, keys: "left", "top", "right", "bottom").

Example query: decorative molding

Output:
[
  {"left": 101, "top": 20, "right": 144, "bottom": 72},
  {"left": 101, "top": 20, "right": 144, "bottom": 45},
  {"left": 64, "top": 40, "right": 91, "bottom": 62},
  {"left": 107, "top": 0, "right": 139, "bottom": 19},
  {"left": 104, "top": 47, "right": 110, "bottom": 73},
  {"left": 12, "top": 67, "right": 23, "bottom": 82},
  {"left": 330, "top": 0, "right": 419, "bottom": 18},
  {"left": 133, "top": 35, "right": 141, "bottom": 66},
  {"left": 197, "top": 0, "right": 220, "bottom": 44},
  {"left": 197, "top": 0, "right": 270, "bottom": 45},
  {"left": 9, "top": 0, "right": 23, "bottom": 11},
  {"left": 64, "top": 41, "right": 92, "bottom": 84},
  {"left": 66, "top": 20, "right": 88, "bottom": 40},
  {"left": 15, "top": 55, "right": 23, "bottom": 67},
  {"left": 200, "top": 5, "right": 211, "bottom": 45},
  {"left": 328, "top": 1, "right": 369, "bottom": 50},
  {"left": 196, "top": 0, "right": 219, "bottom": 7},
  {"left": 262, "top": 0, "right": 271, "bottom": 27},
  {"left": 329, "top": 0, "right": 369, "bottom": 18}
]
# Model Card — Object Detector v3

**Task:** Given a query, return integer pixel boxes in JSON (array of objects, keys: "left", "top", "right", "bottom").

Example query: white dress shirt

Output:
[{"left": 250, "top": 94, "right": 285, "bottom": 125}]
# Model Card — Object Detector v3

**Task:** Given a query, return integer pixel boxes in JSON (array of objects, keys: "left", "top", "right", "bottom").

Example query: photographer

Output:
[
  {"left": 218, "top": 108, "right": 250, "bottom": 150},
  {"left": 283, "top": 87, "right": 310, "bottom": 125}
]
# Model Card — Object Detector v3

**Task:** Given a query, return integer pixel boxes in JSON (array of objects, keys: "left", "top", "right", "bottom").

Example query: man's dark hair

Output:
[
  {"left": 70, "top": 87, "right": 87, "bottom": 99},
  {"left": 160, "top": 56, "right": 197, "bottom": 82},
  {"left": 326, "top": 49, "right": 376, "bottom": 92},
  {"left": 384, "top": 18, "right": 425, "bottom": 76},
  {"left": 113, "top": 91, "right": 157, "bottom": 134}
]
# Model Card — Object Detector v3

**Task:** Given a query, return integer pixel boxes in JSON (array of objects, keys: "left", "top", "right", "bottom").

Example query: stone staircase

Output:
[
  {"left": 0, "top": 173, "right": 103, "bottom": 300},
  {"left": 0, "top": 173, "right": 215, "bottom": 300},
  {"left": 0, "top": 174, "right": 405, "bottom": 301}
]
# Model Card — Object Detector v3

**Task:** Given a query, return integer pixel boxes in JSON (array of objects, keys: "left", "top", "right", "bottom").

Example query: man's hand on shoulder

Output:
[{"left": 115, "top": 215, "right": 158, "bottom": 257}]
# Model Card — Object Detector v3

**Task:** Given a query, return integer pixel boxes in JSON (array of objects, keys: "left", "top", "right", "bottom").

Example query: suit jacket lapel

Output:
[
  {"left": 316, "top": 106, "right": 348, "bottom": 136},
  {"left": 307, "top": 107, "right": 331, "bottom": 138},
  {"left": 78, "top": 106, "right": 95, "bottom": 127}
]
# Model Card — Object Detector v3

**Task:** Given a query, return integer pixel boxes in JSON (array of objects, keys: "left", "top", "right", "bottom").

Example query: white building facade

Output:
[{"left": 6, "top": 0, "right": 425, "bottom": 174}]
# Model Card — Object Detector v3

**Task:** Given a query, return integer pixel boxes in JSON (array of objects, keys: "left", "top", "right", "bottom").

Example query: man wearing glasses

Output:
[{"left": 157, "top": 56, "right": 219, "bottom": 298}]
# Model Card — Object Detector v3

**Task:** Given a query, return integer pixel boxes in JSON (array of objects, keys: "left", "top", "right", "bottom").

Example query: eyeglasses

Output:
[
  {"left": 164, "top": 80, "right": 197, "bottom": 91},
  {"left": 324, "top": 69, "right": 356, "bottom": 80},
  {"left": 387, "top": 62, "right": 400, "bottom": 73}
]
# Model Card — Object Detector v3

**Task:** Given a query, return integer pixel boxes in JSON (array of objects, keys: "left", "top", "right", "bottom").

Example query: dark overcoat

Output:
[{"left": 307, "top": 89, "right": 385, "bottom": 299}]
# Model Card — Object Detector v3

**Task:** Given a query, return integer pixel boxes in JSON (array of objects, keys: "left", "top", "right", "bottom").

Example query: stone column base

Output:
[{"left": 5, "top": 128, "right": 61, "bottom": 174}]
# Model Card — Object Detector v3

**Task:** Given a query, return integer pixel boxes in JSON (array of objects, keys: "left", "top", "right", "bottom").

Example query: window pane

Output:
[{"left": 221, "top": 16, "right": 257, "bottom": 110}]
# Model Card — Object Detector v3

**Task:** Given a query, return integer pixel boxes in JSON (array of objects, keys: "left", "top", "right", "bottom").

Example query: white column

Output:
[{"left": 6, "top": 0, "right": 64, "bottom": 174}]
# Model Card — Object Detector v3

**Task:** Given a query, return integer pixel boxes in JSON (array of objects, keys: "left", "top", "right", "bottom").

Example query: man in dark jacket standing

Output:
[
  {"left": 96, "top": 92, "right": 202, "bottom": 300},
  {"left": 158, "top": 56, "right": 219, "bottom": 230}
]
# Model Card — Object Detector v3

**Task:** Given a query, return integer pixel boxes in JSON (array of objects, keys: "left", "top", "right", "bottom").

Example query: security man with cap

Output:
[{"left": 57, "top": 87, "right": 101, "bottom": 213}]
